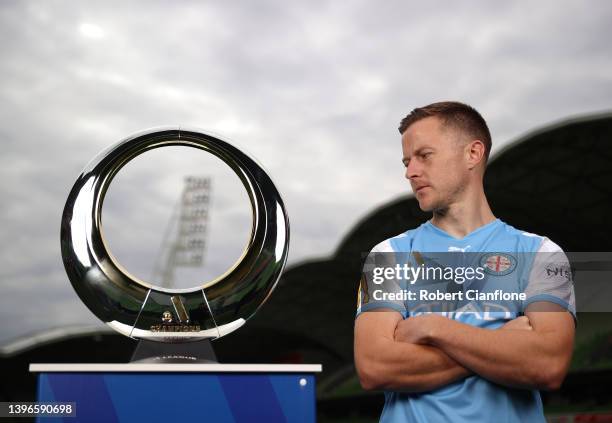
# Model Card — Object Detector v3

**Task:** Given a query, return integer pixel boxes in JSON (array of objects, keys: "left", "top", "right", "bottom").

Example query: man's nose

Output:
[{"left": 405, "top": 160, "right": 420, "bottom": 180}]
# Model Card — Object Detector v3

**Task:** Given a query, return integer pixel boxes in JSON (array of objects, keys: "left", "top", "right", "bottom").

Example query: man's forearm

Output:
[
  {"left": 355, "top": 313, "right": 471, "bottom": 392},
  {"left": 359, "top": 339, "right": 470, "bottom": 392},
  {"left": 424, "top": 318, "right": 570, "bottom": 390}
]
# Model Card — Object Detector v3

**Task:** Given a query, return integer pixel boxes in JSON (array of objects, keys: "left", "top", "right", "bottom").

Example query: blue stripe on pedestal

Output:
[
  {"left": 44, "top": 374, "right": 119, "bottom": 423},
  {"left": 104, "top": 373, "right": 235, "bottom": 422},
  {"left": 270, "top": 375, "right": 315, "bottom": 423},
  {"left": 36, "top": 375, "right": 58, "bottom": 423},
  {"left": 219, "top": 374, "right": 287, "bottom": 422}
]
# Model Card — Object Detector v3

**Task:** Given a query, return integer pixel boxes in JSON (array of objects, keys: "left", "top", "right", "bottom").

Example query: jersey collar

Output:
[{"left": 424, "top": 218, "right": 501, "bottom": 242}]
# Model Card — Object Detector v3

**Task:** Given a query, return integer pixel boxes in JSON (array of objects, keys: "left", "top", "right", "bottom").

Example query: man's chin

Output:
[
  {"left": 417, "top": 201, "right": 434, "bottom": 212},
  {"left": 417, "top": 199, "right": 446, "bottom": 214}
]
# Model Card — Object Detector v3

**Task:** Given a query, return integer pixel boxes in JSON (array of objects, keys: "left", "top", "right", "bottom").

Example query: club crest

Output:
[{"left": 479, "top": 253, "right": 517, "bottom": 276}]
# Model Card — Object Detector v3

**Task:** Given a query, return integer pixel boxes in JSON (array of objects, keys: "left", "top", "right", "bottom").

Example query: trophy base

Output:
[{"left": 130, "top": 338, "right": 217, "bottom": 363}]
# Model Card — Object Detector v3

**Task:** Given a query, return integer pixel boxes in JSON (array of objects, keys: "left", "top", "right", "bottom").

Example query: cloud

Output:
[{"left": 1, "top": 0, "right": 611, "bottom": 343}]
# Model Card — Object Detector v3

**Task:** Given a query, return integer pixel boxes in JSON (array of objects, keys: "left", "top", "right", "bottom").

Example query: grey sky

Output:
[{"left": 1, "top": 0, "right": 611, "bottom": 344}]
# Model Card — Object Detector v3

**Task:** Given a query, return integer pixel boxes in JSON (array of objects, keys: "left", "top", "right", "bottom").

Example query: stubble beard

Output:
[{"left": 426, "top": 178, "right": 468, "bottom": 217}]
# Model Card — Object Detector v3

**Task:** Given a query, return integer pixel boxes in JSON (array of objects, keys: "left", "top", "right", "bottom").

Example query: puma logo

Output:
[{"left": 448, "top": 245, "right": 471, "bottom": 252}]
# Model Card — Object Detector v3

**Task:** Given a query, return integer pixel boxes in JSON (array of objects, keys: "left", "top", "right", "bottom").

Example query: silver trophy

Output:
[{"left": 61, "top": 128, "right": 289, "bottom": 355}]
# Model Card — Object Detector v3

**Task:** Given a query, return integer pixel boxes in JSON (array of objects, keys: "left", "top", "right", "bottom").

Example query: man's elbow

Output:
[
  {"left": 356, "top": 361, "right": 385, "bottom": 391},
  {"left": 358, "top": 374, "right": 380, "bottom": 391},
  {"left": 356, "top": 360, "right": 426, "bottom": 392},
  {"left": 537, "top": 375, "right": 563, "bottom": 391},
  {"left": 535, "top": 361, "right": 569, "bottom": 391}
]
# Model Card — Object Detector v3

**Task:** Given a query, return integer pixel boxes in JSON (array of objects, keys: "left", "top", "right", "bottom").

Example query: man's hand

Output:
[
  {"left": 395, "top": 314, "right": 534, "bottom": 346},
  {"left": 394, "top": 313, "right": 447, "bottom": 344},
  {"left": 501, "top": 316, "right": 533, "bottom": 331}
]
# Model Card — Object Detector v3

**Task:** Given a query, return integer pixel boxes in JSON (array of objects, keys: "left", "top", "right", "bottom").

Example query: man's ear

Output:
[{"left": 465, "top": 140, "right": 486, "bottom": 170}]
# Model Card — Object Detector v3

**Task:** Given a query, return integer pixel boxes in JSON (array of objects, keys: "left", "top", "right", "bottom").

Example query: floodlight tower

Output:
[{"left": 154, "top": 176, "right": 211, "bottom": 288}]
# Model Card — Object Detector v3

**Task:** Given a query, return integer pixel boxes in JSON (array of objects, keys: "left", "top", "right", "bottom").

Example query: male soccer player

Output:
[{"left": 354, "top": 101, "right": 575, "bottom": 422}]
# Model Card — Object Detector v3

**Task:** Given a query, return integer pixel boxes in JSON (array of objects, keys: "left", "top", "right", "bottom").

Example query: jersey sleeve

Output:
[
  {"left": 523, "top": 237, "right": 576, "bottom": 318},
  {"left": 356, "top": 239, "right": 407, "bottom": 317}
]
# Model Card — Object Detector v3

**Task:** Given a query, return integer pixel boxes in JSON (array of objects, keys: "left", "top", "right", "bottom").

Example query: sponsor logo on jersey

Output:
[
  {"left": 479, "top": 253, "right": 517, "bottom": 276},
  {"left": 545, "top": 264, "right": 572, "bottom": 280},
  {"left": 448, "top": 245, "right": 472, "bottom": 252}
]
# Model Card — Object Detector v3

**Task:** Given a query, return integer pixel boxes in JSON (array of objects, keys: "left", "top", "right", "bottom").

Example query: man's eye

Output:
[{"left": 422, "top": 152, "right": 432, "bottom": 159}]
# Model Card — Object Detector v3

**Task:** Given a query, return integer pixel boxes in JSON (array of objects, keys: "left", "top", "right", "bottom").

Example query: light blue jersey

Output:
[{"left": 356, "top": 218, "right": 576, "bottom": 423}]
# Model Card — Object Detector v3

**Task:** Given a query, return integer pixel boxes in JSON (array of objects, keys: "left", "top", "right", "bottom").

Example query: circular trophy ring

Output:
[{"left": 61, "top": 127, "right": 289, "bottom": 341}]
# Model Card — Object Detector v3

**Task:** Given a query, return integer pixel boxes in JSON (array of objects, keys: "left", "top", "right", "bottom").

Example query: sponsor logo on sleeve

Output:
[{"left": 545, "top": 265, "right": 572, "bottom": 280}]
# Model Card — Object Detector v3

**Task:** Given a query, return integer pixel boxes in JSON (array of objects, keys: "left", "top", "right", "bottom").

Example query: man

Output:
[{"left": 354, "top": 101, "right": 576, "bottom": 422}]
